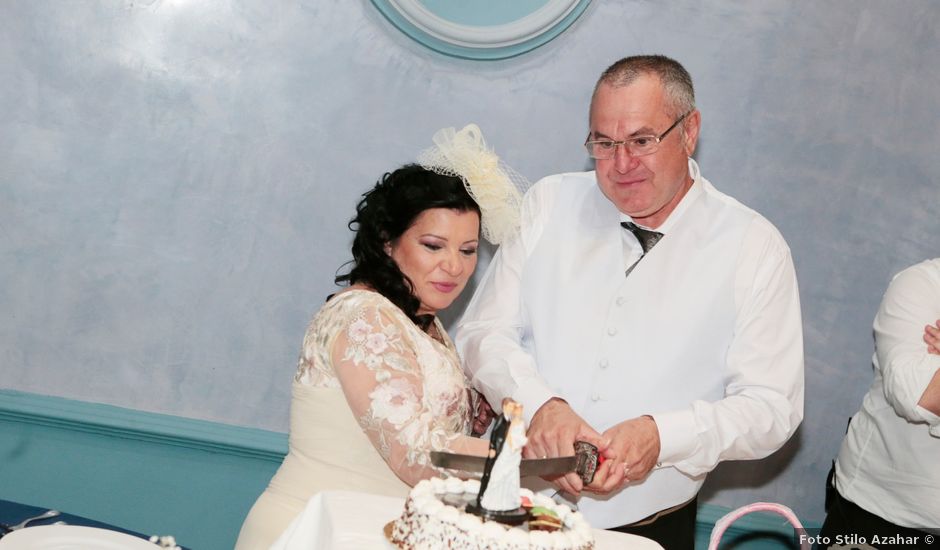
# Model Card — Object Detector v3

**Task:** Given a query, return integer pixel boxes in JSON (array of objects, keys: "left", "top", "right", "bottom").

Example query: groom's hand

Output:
[
  {"left": 524, "top": 398, "right": 607, "bottom": 496},
  {"left": 587, "top": 415, "right": 660, "bottom": 494}
]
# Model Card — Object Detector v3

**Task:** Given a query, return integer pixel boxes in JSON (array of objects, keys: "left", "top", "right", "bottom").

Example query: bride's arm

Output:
[{"left": 330, "top": 302, "right": 488, "bottom": 486}]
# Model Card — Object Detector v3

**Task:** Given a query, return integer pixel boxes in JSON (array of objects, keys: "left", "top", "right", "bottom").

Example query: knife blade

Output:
[{"left": 430, "top": 441, "right": 602, "bottom": 485}]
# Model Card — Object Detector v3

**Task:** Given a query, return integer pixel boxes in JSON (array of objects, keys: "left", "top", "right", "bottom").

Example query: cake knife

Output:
[{"left": 430, "top": 441, "right": 603, "bottom": 485}]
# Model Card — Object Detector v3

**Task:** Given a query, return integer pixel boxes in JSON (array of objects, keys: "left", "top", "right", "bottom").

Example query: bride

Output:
[{"left": 235, "top": 125, "right": 525, "bottom": 549}]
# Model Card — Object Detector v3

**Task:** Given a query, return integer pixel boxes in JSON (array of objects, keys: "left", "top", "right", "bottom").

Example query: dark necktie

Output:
[
  {"left": 621, "top": 221, "right": 664, "bottom": 253},
  {"left": 621, "top": 221, "right": 664, "bottom": 276}
]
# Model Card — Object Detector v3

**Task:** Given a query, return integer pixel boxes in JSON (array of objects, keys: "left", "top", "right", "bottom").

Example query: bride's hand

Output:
[{"left": 472, "top": 394, "right": 496, "bottom": 436}]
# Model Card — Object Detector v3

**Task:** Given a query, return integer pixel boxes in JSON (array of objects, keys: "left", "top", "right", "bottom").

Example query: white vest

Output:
[{"left": 519, "top": 171, "right": 755, "bottom": 524}]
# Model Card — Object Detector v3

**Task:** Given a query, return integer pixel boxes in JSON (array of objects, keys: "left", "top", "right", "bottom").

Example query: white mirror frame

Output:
[{"left": 371, "top": 0, "right": 591, "bottom": 60}]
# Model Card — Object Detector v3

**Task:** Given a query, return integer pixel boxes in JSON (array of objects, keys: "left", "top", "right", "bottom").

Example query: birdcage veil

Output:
[{"left": 417, "top": 124, "right": 530, "bottom": 245}]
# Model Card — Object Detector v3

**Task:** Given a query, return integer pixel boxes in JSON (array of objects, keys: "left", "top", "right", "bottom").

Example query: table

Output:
[
  {"left": 0, "top": 499, "right": 187, "bottom": 548},
  {"left": 272, "top": 490, "right": 664, "bottom": 550}
]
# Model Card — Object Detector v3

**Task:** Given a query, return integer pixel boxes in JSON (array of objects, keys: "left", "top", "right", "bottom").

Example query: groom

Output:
[{"left": 456, "top": 54, "right": 804, "bottom": 548}]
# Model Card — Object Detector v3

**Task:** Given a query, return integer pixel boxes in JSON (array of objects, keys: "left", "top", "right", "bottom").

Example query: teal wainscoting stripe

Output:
[
  {"left": 0, "top": 389, "right": 286, "bottom": 461},
  {"left": 0, "top": 390, "right": 287, "bottom": 550},
  {"left": 1, "top": 390, "right": 819, "bottom": 550}
]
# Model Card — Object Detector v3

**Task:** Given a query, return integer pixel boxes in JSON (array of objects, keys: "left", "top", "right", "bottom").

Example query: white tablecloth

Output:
[{"left": 272, "top": 490, "right": 663, "bottom": 550}]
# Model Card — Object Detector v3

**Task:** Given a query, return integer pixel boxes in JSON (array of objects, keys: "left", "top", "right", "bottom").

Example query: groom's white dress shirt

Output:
[{"left": 456, "top": 159, "right": 804, "bottom": 527}]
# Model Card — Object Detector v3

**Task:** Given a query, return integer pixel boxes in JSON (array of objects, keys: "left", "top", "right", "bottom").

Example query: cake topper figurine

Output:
[{"left": 467, "top": 398, "right": 529, "bottom": 524}]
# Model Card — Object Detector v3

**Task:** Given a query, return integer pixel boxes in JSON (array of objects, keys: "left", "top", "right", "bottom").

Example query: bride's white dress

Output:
[{"left": 235, "top": 289, "right": 480, "bottom": 549}]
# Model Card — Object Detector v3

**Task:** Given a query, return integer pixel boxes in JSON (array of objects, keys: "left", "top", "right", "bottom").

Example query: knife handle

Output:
[{"left": 574, "top": 441, "right": 604, "bottom": 485}]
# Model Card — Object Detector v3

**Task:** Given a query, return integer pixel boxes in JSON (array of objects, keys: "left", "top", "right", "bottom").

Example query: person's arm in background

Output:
[
  {"left": 876, "top": 264, "right": 940, "bottom": 435},
  {"left": 456, "top": 179, "right": 607, "bottom": 495},
  {"left": 918, "top": 369, "right": 940, "bottom": 416}
]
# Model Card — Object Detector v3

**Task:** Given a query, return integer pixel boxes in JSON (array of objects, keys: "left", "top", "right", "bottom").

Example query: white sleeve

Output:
[
  {"left": 873, "top": 263, "right": 940, "bottom": 433},
  {"left": 330, "top": 300, "right": 488, "bottom": 486},
  {"left": 653, "top": 218, "right": 805, "bottom": 476},
  {"left": 456, "top": 180, "right": 559, "bottom": 425}
]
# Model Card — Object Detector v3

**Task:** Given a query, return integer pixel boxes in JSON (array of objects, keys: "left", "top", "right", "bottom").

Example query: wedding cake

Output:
[
  {"left": 389, "top": 476, "right": 595, "bottom": 550},
  {"left": 389, "top": 399, "right": 595, "bottom": 549}
]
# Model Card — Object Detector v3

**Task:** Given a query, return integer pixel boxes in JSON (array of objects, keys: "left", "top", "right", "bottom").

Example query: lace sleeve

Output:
[{"left": 330, "top": 300, "right": 488, "bottom": 486}]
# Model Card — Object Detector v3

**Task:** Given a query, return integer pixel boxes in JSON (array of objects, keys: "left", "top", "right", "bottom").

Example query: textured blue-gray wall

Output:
[{"left": 2, "top": 1, "right": 938, "bottom": 522}]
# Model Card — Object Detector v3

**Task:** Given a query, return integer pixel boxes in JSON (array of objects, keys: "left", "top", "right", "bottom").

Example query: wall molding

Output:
[
  {"left": 0, "top": 389, "right": 286, "bottom": 462},
  {"left": 0, "top": 389, "right": 814, "bottom": 548}
]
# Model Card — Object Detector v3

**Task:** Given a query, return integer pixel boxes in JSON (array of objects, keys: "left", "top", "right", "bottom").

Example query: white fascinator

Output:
[{"left": 417, "top": 124, "right": 530, "bottom": 245}]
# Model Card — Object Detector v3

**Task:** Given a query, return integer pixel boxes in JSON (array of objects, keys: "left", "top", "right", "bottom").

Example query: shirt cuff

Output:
[
  {"left": 916, "top": 405, "right": 940, "bottom": 438},
  {"left": 513, "top": 381, "right": 559, "bottom": 426},
  {"left": 651, "top": 409, "right": 699, "bottom": 466}
]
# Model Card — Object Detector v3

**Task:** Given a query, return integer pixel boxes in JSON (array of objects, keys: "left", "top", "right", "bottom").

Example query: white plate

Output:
[{"left": 0, "top": 525, "right": 161, "bottom": 549}]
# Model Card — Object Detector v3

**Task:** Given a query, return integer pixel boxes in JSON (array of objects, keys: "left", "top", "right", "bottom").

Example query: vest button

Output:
[
  {"left": 599, "top": 359, "right": 609, "bottom": 369},
  {"left": 607, "top": 327, "right": 618, "bottom": 336},
  {"left": 616, "top": 296, "right": 626, "bottom": 306}
]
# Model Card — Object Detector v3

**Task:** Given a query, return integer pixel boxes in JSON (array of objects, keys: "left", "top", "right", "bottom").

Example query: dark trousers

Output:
[
  {"left": 609, "top": 496, "right": 697, "bottom": 550},
  {"left": 819, "top": 488, "right": 938, "bottom": 549}
]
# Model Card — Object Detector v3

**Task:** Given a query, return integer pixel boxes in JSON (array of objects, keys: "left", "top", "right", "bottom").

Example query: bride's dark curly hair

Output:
[{"left": 335, "top": 164, "right": 481, "bottom": 329}]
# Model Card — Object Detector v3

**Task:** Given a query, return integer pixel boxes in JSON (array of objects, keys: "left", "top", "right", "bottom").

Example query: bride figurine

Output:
[{"left": 479, "top": 399, "right": 527, "bottom": 512}]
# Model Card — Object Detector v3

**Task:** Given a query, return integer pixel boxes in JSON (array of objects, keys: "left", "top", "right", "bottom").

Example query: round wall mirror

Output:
[{"left": 370, "top": 0, "right": 591, "bottom": 60}]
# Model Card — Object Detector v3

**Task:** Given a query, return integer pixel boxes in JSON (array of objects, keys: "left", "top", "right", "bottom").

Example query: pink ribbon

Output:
[{"left": 708, "top": 502, "right": 808, "bottom": 550}]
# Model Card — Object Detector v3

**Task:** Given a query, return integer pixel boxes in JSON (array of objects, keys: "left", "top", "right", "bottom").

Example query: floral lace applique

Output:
[
  {"left": 293, "top": 290, "right": 474, "bottom": 475},
  {"left": 342, "top": 307, "right": 466, "bottom": 468},
  {"left": 341, "top": 314, "right": 411, "bottom": 374}
]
